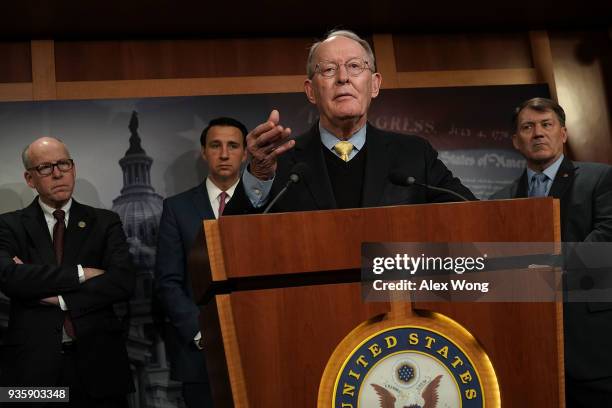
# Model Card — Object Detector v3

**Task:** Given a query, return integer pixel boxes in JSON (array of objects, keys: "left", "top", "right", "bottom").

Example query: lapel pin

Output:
[
  {"left": 562, "top": 173, "right": 569, "bottom": 178},
  {"left": 78, "top": 221, "right": 86, "bottom": 228}
]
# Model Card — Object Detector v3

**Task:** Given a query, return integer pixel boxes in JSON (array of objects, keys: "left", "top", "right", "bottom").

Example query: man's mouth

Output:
[{"left": 334, "top": 93, "right": 354, "bottom": 100}]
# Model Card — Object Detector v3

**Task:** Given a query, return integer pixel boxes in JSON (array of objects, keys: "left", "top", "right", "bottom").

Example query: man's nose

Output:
[
  {"left": 534, "top": 123, "right": 546, "bottom": 136},
  {"left": 336, "top": 64, "right": 350, "bottom": 84},
  {"left": 51, "top": 165, "right": 63, "bottom": 178},
  {"left": 220, "top": 145, "right": 229, "bottom": 158}
]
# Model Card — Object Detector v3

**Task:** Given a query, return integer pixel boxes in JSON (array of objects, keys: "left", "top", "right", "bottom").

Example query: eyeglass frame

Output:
[
  {"left": 313, "top": 58, "right": 374, "bottom": 78},
  {"left": 27, "top": 159, "right": 75, "bottom": 176}
]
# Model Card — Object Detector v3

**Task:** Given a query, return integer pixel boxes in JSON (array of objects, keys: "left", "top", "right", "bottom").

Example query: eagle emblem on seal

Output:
[{"left": 371, "top": 374, "right": 443, "bottom": 408}]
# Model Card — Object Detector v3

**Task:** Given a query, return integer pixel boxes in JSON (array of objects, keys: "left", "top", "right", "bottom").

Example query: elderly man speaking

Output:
[{"left": 225, "top": 29, "right": 474, "bottom": 215}]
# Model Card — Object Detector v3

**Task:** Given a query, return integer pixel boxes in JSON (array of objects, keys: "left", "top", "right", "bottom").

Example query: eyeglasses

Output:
[
  {"left": 314, "top": 58, "right": 373, "bottom": 78},
  {"left": 28, "top": 159, "right": 74, "bottom": 176}
]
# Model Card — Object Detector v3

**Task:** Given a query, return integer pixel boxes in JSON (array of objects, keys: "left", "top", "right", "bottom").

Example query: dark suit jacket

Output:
[
  {"left": 155, "top": 183, "right": 213, "bottom": 384},
  {"left": 226, "top": 122, "right": 475, "bottom": 214},
  {"left": 491, "top": 157, "right": 612, "bottom": 381},
  {"left": 0, "top": 199, "right": 135, "bottom": 397}
]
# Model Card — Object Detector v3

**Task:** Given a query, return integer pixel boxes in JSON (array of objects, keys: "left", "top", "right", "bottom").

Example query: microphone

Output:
[
  {"left": 263, "top": 163, "right": 310, "bottom": 214},
  {"left": 389, "top": 172, "right": 470, "bottom": 202}
]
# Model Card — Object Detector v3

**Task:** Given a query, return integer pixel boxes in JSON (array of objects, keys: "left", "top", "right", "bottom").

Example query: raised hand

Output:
[{"left": 247, "top": 110, "right": 295, "bottom": 180}]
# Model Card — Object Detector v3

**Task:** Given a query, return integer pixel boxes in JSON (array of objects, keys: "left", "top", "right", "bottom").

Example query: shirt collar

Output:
[
  {"left": 526, "top": 154, "right": 564, "bottom": 182},
  {"left": 205, "top": 177, "right": 239, "bottom": 202},
  {"left": 319, "top": 121, "right": 367, "bottom": 153},
  {"left": 38, "top": 197, "right": 73, "bottom": 218}
]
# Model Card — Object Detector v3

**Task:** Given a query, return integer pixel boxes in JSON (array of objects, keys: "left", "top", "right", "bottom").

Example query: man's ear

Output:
[
  {"left": 371, "top": 73, "right": 382, "bottom": 98},
  {"left": 511, "top": 133, "right": 519, "bottom": 150},
  {"left": 304, "top": 79, "right": 317, "bottom": 104},
  {"left": 561, "top": 126, "right": 568, "bottom": 144},
  {"left": 200, "top": 146, "right": 208, "bottom": 161},
  {"left": 24, "top": 171, "right": 34, "bottom": 188}
]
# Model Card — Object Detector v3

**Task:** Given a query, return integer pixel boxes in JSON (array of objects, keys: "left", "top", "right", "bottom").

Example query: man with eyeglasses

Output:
[
  {"left": 225, "top": 29, "right": 474, "bottom": 215},
  {"left": 0, "top": 137, "right": 135, "bottom": 407}
]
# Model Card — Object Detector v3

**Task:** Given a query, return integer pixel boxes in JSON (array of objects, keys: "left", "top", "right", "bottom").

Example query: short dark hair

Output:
[
  {"left": 200, "top": 117, "right": 248, "bottom": 146},
  {"left": 513, "top": 97, "right": 566, "bottom": 128}
]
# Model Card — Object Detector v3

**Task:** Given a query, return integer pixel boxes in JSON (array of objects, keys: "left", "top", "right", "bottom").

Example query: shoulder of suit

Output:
[
  {"left": 1, "top": 199, "right": 40, "bottom": 221},
  {"left": 367, "top": 125, "right": 429, "bottom": 146},
  {"left": 573, "top": 160, "right": 612, "bottom": 173},
  {"left": 80, "top": 203, "right": 117, "bottom": 220},
  {"left": 65, "top": 199, "right": 115, "bottom": 218},
  {"left": 0, "top": 208, "right": 24, "bottom": 222},
  {"left": 164, "top": 184, "right": 203, "bottom": 204}
]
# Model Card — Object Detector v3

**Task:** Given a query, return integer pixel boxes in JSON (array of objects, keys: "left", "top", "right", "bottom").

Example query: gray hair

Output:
[
  {"left": 22, "top": 137, "right": 70, "bottom": 169},
  {"left": 21, "top": 145, "right": 31, "bottom": 169},
  {"left": 306, "top": 29, "right": 376, "bottom": 79}
]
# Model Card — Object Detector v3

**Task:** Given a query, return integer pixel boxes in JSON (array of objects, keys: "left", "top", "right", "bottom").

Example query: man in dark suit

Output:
[
  {"left": 226, "top": 29, "right": 473, "bottom": 214},
  {"left": 0, "top": 137, "right": 135, "bottom": 407},
  {"left": 491, "top": 97, "right": 612, "bottom": 406},
  {"left": 155, "top": 117, "right": 247, "bottom": 407}
]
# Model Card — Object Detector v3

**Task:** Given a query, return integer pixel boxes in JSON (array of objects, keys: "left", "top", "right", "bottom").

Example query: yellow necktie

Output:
[{"left": 333, "top": 141, "right": 354, "bottom": 162}]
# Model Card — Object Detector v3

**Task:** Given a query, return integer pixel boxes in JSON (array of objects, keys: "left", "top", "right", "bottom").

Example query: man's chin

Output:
[
  {"left": 332, "top": 105, "right": 362, "bottom": 116},
  {"left": 329, "top": 113, "right": 365, "bottom": 124},
  {"left": 214, "top": 169, "right": 236, "bottom": 178},
  {"left": 211, "top": 172, "right": 239, "bottom": 183},
  {"left": 42, "top": 193, "right": 72, "bottom": 208},
  {"left": 529, "top": 152, "right": 555, "bottom": 163}
]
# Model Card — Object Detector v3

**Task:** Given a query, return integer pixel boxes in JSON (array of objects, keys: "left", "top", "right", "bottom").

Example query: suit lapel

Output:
[
  {"left": 293, "top": 125, "right": 337, "bottom": 209},
  {"left": 191, "top": 183, "right": 215, "bottom": 220},
  {"left": 63, "top": 200, "right": 93, "bottom": 266},
  {"left": 361, "top": 124, "right": 391, "bottom": 207},
  {"left": 22, "top": 199, "right": 56, "bottom": 264},
  {"left": 548, "top": 157, "right": 575, "bottom": 200},
  {"left": 514, "top": 171, "right": 529, "bottom": 198}
]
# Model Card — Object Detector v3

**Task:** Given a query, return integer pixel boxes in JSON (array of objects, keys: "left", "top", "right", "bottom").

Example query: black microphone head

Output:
[
  {"left": 289, "top": 162, "right": 311, "bottom": 184},
  {"left": 389, "top": 172, "right": 410, "bottom": 186}
]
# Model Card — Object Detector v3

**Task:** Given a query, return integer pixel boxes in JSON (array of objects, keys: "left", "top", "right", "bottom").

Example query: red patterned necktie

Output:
[
  {"left": 218, "top": 191, "right": 228, "bottom": 217},
  {"left": 53, "top": 210, "right": 76, "bottom": 339}
]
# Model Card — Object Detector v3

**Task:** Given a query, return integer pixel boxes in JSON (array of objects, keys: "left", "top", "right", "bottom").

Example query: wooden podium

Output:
[{"left": 189, "top": 198, "right": 564, "bottom": 407}]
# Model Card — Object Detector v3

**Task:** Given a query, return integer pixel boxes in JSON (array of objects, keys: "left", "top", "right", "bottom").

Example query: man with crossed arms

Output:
[{"left": 0, "top": 137, "right": 135, "bottom": 407}]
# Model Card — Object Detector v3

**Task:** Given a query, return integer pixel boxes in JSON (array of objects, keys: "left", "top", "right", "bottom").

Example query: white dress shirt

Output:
[
  {"left": 38, "top": 198, "right": 85, "bottom": 341},
  {"left": 205, "top": 177, "right": 240, "bottom": 219}
]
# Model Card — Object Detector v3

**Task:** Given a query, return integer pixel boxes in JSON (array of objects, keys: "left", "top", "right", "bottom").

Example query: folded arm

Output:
[
  {"left": 0, "top": 218, "right": 80, "bottom": 299},
  {"left": 62, "top": 213, "right": 135, "bottom": 318}
]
